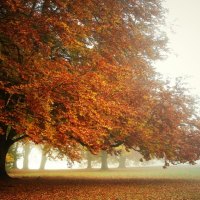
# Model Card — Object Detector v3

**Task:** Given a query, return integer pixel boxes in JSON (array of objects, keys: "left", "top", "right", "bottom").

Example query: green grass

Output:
[{"left": 9, "top": 165, "right": 200, "bottom": 180}]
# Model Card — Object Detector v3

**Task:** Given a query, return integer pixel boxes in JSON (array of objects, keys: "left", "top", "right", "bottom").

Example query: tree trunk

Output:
[
  {"left": 23, "top": 143, "right": 31, "bottom": 170},
  {"left": 101, "top": 151, "right": 108, "bottom": 170},
  {"left": 40, "top": 153, "right": 47, "bottom": 170},
  {"left": 86, "top": 151, "right": 92, "bottom": 169},
  {"left": 0, "top": 125, "right": 25, "bottom": 179},
  {"left": 12, "top": 142, "right": 19, "bottom": 169},
  {"left": 0, "top": 153, "right": 9, "bottom": 179},
  {"left": 118, "top": 154, "right": 126, "bottom": 168},
  {"left": 0, "top": 135, "right": 11, "bottom": 179}
]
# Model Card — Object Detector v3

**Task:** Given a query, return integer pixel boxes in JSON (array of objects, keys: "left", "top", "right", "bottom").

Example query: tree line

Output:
[{"left": 7, "top": 142, "right": 153, "bottom": 170}]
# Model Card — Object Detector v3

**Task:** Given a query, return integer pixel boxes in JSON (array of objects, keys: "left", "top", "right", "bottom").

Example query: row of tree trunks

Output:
[
  {"left": 22, "top": 144, "right": 48, "bottom": 170},
  {"left": 0, "top": 141, "right": 48, "bottom": 180},
  {"left": 2, "top": 143, "right": 125, "bottom": 179}
]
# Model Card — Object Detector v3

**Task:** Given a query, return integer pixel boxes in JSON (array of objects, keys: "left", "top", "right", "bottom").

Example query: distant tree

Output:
[
  {"left": 39, "top": 153, "right": 48, "bottom": 170},
  {"left": 101, "top": 151, "right": 109, "bottom": 170},
  {"left": 80, "top": 149, "right": 100, "bottom": 169},
  {"left": 12, "top": 142, "right": 19, "bottom": 169},
  {"left": 107, "top": 147, "right": 141, "bottom": 169},
  {"left": 118, "top": 154, "right": 127, "bottom": 169},
  {"left": 81, "top": 150, "right": 111, "bottom": 170},
  {"left": 116, "top": 149, "right": 151, "bottom": 168},
  {"left": 38, "top": 144, "right": 76, "bottom": 170},
  {"left": 6, "top": 142, "right": 21, "bottom": 170},
  {"left": 22, "top": 142, "right": 31, "bottom": 170},
  {"left": 86, "top": 151, "right": 92, "bottom": 169}
]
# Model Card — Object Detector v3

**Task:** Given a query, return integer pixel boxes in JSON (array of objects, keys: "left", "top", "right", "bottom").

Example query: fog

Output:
[{"left": 12, "top": 144, "right": 192, "bottom": 170}]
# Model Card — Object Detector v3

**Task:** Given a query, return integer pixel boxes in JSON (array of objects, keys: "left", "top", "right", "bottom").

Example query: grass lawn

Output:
[{"left": 1, "top": 166, "right": 200, "bottom": 200}]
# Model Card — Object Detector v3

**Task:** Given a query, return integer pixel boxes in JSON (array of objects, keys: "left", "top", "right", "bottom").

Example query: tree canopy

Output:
[{"left": 0, "top": 0, "right": 200, "bottom": 178}]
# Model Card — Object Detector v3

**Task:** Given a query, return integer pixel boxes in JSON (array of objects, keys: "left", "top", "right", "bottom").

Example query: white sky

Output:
[{"left": 156, "top": 0, "right": 200, "bottom": 95}]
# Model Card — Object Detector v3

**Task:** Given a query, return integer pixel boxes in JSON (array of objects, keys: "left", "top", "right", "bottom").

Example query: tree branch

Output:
[
  {"left": 110, "top": 141, "right": 124, "bottom": 148},
  {"left": 13, "top": 134, "right": 28, "bottom": 143}
]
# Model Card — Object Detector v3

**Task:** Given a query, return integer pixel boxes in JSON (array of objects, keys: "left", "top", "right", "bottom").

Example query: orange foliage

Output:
[{"left": 0, "top": 0, "right": 200, "bottom": 170}]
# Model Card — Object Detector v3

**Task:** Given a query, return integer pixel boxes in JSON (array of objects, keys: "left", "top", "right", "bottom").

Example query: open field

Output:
[{"left": 1, "top": 166, "right": 200, "bottom": 200}]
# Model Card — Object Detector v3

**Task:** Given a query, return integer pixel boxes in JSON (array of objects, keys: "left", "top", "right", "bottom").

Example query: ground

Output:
[{"left": 1, "top": 166, "right": 200, "bottom": 200}]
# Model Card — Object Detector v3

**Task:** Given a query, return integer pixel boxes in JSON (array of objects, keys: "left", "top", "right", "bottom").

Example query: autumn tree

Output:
[
  {"left": 0, "top": 0, "right": 168, "bottom": 178},
  {"left": 122, "top": 78, "right": 200, "bottom": 167},
  {"left": 1, "top": 0, "right": 200, "bottom": 179}
]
